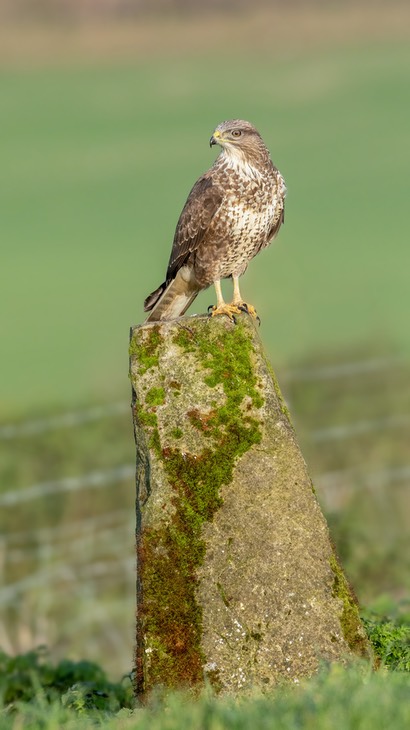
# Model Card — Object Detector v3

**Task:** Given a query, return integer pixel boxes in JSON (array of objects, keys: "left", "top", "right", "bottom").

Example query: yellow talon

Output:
[
  {"left": 210, "top": 303, "right": 242, "bottom": 321},
  {"left": 209, "top": 301, "right": 260, "bottom": 325},
  {"left": 235, "top": 301, "right": 259, "bottom": 320}
]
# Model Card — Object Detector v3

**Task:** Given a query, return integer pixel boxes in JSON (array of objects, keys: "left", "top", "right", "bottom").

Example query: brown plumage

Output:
[{"left": 144, "top": 119, "right": 286, "bottom": 322}]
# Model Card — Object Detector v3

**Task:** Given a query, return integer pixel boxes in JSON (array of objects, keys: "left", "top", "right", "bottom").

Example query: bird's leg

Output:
[
  {"left": 215, "top": 279, "right": 225, "bottom": 308},
  {"left": 232, "top": 276, "right": 242, "bottom": 306},
  {"left": 231, "top": 276, "right": 260, "bottom": 322},
  {"left": 209, "top": 280, "right": 241, "bottom": 322}
]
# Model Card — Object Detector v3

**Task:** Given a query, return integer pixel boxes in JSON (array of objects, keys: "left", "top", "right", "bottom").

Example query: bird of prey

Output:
[{"left": 144, "top": 119, "right": 286, "bottom": 322}]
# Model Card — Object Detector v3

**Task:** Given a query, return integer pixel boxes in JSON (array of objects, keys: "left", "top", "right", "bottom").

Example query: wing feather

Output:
[{"left": 166, "top": 175, "right": 223, "bottom": 281}]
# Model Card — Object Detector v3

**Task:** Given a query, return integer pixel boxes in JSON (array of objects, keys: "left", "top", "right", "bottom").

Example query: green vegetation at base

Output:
[
  {"left": 0, "top": 647, "right": 133, "bottom": 714},
  {"left": 362, "top": 612, "right": 410, "bottom": 672},
  {"left": 1, "top": 611, "right": 409, "bottom": 727},
  {"left": 1, "top": 654, "right": 410, "bottom": 730}
]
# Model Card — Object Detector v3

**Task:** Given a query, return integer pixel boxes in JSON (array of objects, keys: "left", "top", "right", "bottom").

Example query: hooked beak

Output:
[{"left": 209, "top": 130, "right": 222, "bottom": 148}]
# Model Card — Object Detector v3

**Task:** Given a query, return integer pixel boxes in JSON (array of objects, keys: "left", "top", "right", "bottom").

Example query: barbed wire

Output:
[
  {"left": 5, "top": 521, "right": 134, "bottom": 565},
  {"left": 1, "top": 456, "right": 409, "bottom": 526},
  {"left": 311, "top": 413, "right": 410, "bottom": 442},
  {"left": 4, "top": 508, "right": 132, "bottom": 545},
  {"left": 1, "top": 461, "right": 409, "bottom": 605},
  {"left": 316, "top": 464, "right": 410, "bottom": 489},
  {"left": 0, "top": 558, "right": 135, "bottom": 607},
  {"left": 2, "top": 407, "right": 409, "bottom": 453},
  {"left": 0, "top": 401, "right": 130, "bottom": 440},
  {"left": 1, "top": 356, "right": 408, "bottom": 625},
  {"left": 281, "top": 355, "right": 406, "bottom": 383},
  {"left": 1, "top": 356, "right": 407, "bottom": 441},
  {"left": 0, "top": 461, "right": 409, "bottom": 605},
  {"left": 0, "top": 464, "right": 135, "bottom": 507},
  {"left": 2, "top": 407, "right": 410, "bottom": 507}
]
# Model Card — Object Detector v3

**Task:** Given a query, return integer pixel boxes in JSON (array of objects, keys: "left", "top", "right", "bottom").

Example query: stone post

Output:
[{"left": 129, "top": 314, "right": 371, "bottom": 698}]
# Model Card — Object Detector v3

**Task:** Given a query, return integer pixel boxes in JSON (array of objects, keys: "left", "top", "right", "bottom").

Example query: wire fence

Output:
[
  {"left": 0, "top": 401, "right": 130, "bottom": 440},
  {"left": 0, "top": 557, "right": 135, "bottom": 607},
  {"left": 311, "top": 413, "right": 410, "bottom": 443},
  {"left": 0, "top": 465, "right": 135, "bottom": 508},
  {"left": 1, "top": 458, "right": 410, "bottom": 514},
  {"left": 4, "top": 508, "right": 132, "bottom": 545},
  {"left": 1, "top": 355, "right": 407, "bottom": 441},
  {"left": 281, "top": 355, "right": 407, "bottom": 383},
  {"left": 1, "top": 356, "right": 409, "bottom": 599},
  {"left": 0, "top": 458, "right": 409, "bottom": 606}
]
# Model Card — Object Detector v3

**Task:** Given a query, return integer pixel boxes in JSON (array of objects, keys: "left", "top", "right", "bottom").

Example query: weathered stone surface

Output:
[{"left": 129, "top": 314, "right": 371, "bottom": 698}]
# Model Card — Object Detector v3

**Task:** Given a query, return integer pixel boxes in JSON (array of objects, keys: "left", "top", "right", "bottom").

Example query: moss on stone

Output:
[
  {"left": 330, "top": 553, "right": 371, "bottom": 658},
  {"left": 171, "top": 427, "right": 183, "bottom": 439},
  {"left": 187, "top": 408, "right": 217, "bottom": 436},
  {"left": 149, "top": 429, "right": 161, "bottom": 453},
  {"left": 135, "top": 318, "right": 264, "bottom": 694},
  {"left": 129, "top": 326, "right": 162, "bottom": 374},
  {"left": 145, "top": 386, "right": 165, "bottom": 407},
  {"left": 172, "top": 319, "right": 264, "bottom": 413},
  {"left": 135, "top": 404, "right": 157, "bottom": 428}
]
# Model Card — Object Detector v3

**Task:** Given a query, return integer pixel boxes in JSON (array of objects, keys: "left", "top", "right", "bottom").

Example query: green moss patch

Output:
[
  {"left": 171, "top": 427, "right": 183, "bottom": 439},
  {"left": 129, "top": 326, "right": 162, "bottom": 375},
  {"left": 135, "top": 404, "right": 157, "bottom": 428},
  {"left": 145, "top": 387, "right": 165, "bottom": 407},
  {"left": 330, "top": 553, "right": 371, "bottom": 659}
]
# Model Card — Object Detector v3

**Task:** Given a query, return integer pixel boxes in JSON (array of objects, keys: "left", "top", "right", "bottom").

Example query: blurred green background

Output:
[{"left": 1, "top": 0, "right": 409, "bottom": 678}]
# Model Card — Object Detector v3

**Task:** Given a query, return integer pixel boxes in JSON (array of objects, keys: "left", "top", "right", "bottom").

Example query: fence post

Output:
[{"left": 129, "top": 314, "right": 372, "bottom": 698}]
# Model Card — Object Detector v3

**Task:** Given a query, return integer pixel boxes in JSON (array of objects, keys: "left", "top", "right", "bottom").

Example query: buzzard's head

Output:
[
  {"left": 209, "top": 120, "right": 262, "bottom": 151},
  {"left": 209, "top": 120, "right": 270, "bottom": 174}
]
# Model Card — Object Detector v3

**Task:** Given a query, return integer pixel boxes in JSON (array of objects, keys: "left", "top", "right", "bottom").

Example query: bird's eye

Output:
[{"left": 231, "top": 129, "right": 242, "bottom": 138}]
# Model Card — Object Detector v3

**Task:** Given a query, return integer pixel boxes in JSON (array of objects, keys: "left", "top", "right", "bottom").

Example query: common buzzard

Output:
[{"left": 144, "top": 119, "right": 286, "bottom": 322}]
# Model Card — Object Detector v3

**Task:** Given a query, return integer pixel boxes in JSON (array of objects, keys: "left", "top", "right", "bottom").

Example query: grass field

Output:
[{"left": 1, "top": 16, "right": 410, "bottom": 418}]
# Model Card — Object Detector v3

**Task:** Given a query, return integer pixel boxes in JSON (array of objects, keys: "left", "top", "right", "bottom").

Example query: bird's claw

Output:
[
  {"left": 236, "top": 302, "right": 261, "bottom": 325},
  {"left": 209, "top": 303, "right": 239, "bottom": 323},
  {"left": 208, "top": 301, "right": 260, "bottom": 325}
]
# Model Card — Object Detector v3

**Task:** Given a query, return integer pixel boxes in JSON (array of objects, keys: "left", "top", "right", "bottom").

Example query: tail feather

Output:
[
  {"left": 144, "top": 267, "right": 200, "bottom": 322},
  {"left": 144, "top": 283, "right": 166, "bottom": 312}
]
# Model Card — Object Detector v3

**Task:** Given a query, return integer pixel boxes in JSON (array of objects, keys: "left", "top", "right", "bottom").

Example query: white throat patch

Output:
[{"left": 221, "top": 146, "right": 263, "bottom": 182}]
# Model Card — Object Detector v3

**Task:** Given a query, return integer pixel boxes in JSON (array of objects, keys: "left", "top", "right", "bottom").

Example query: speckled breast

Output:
[{"left": 194, "top": 167, "right": 282, "bottom": 286}]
